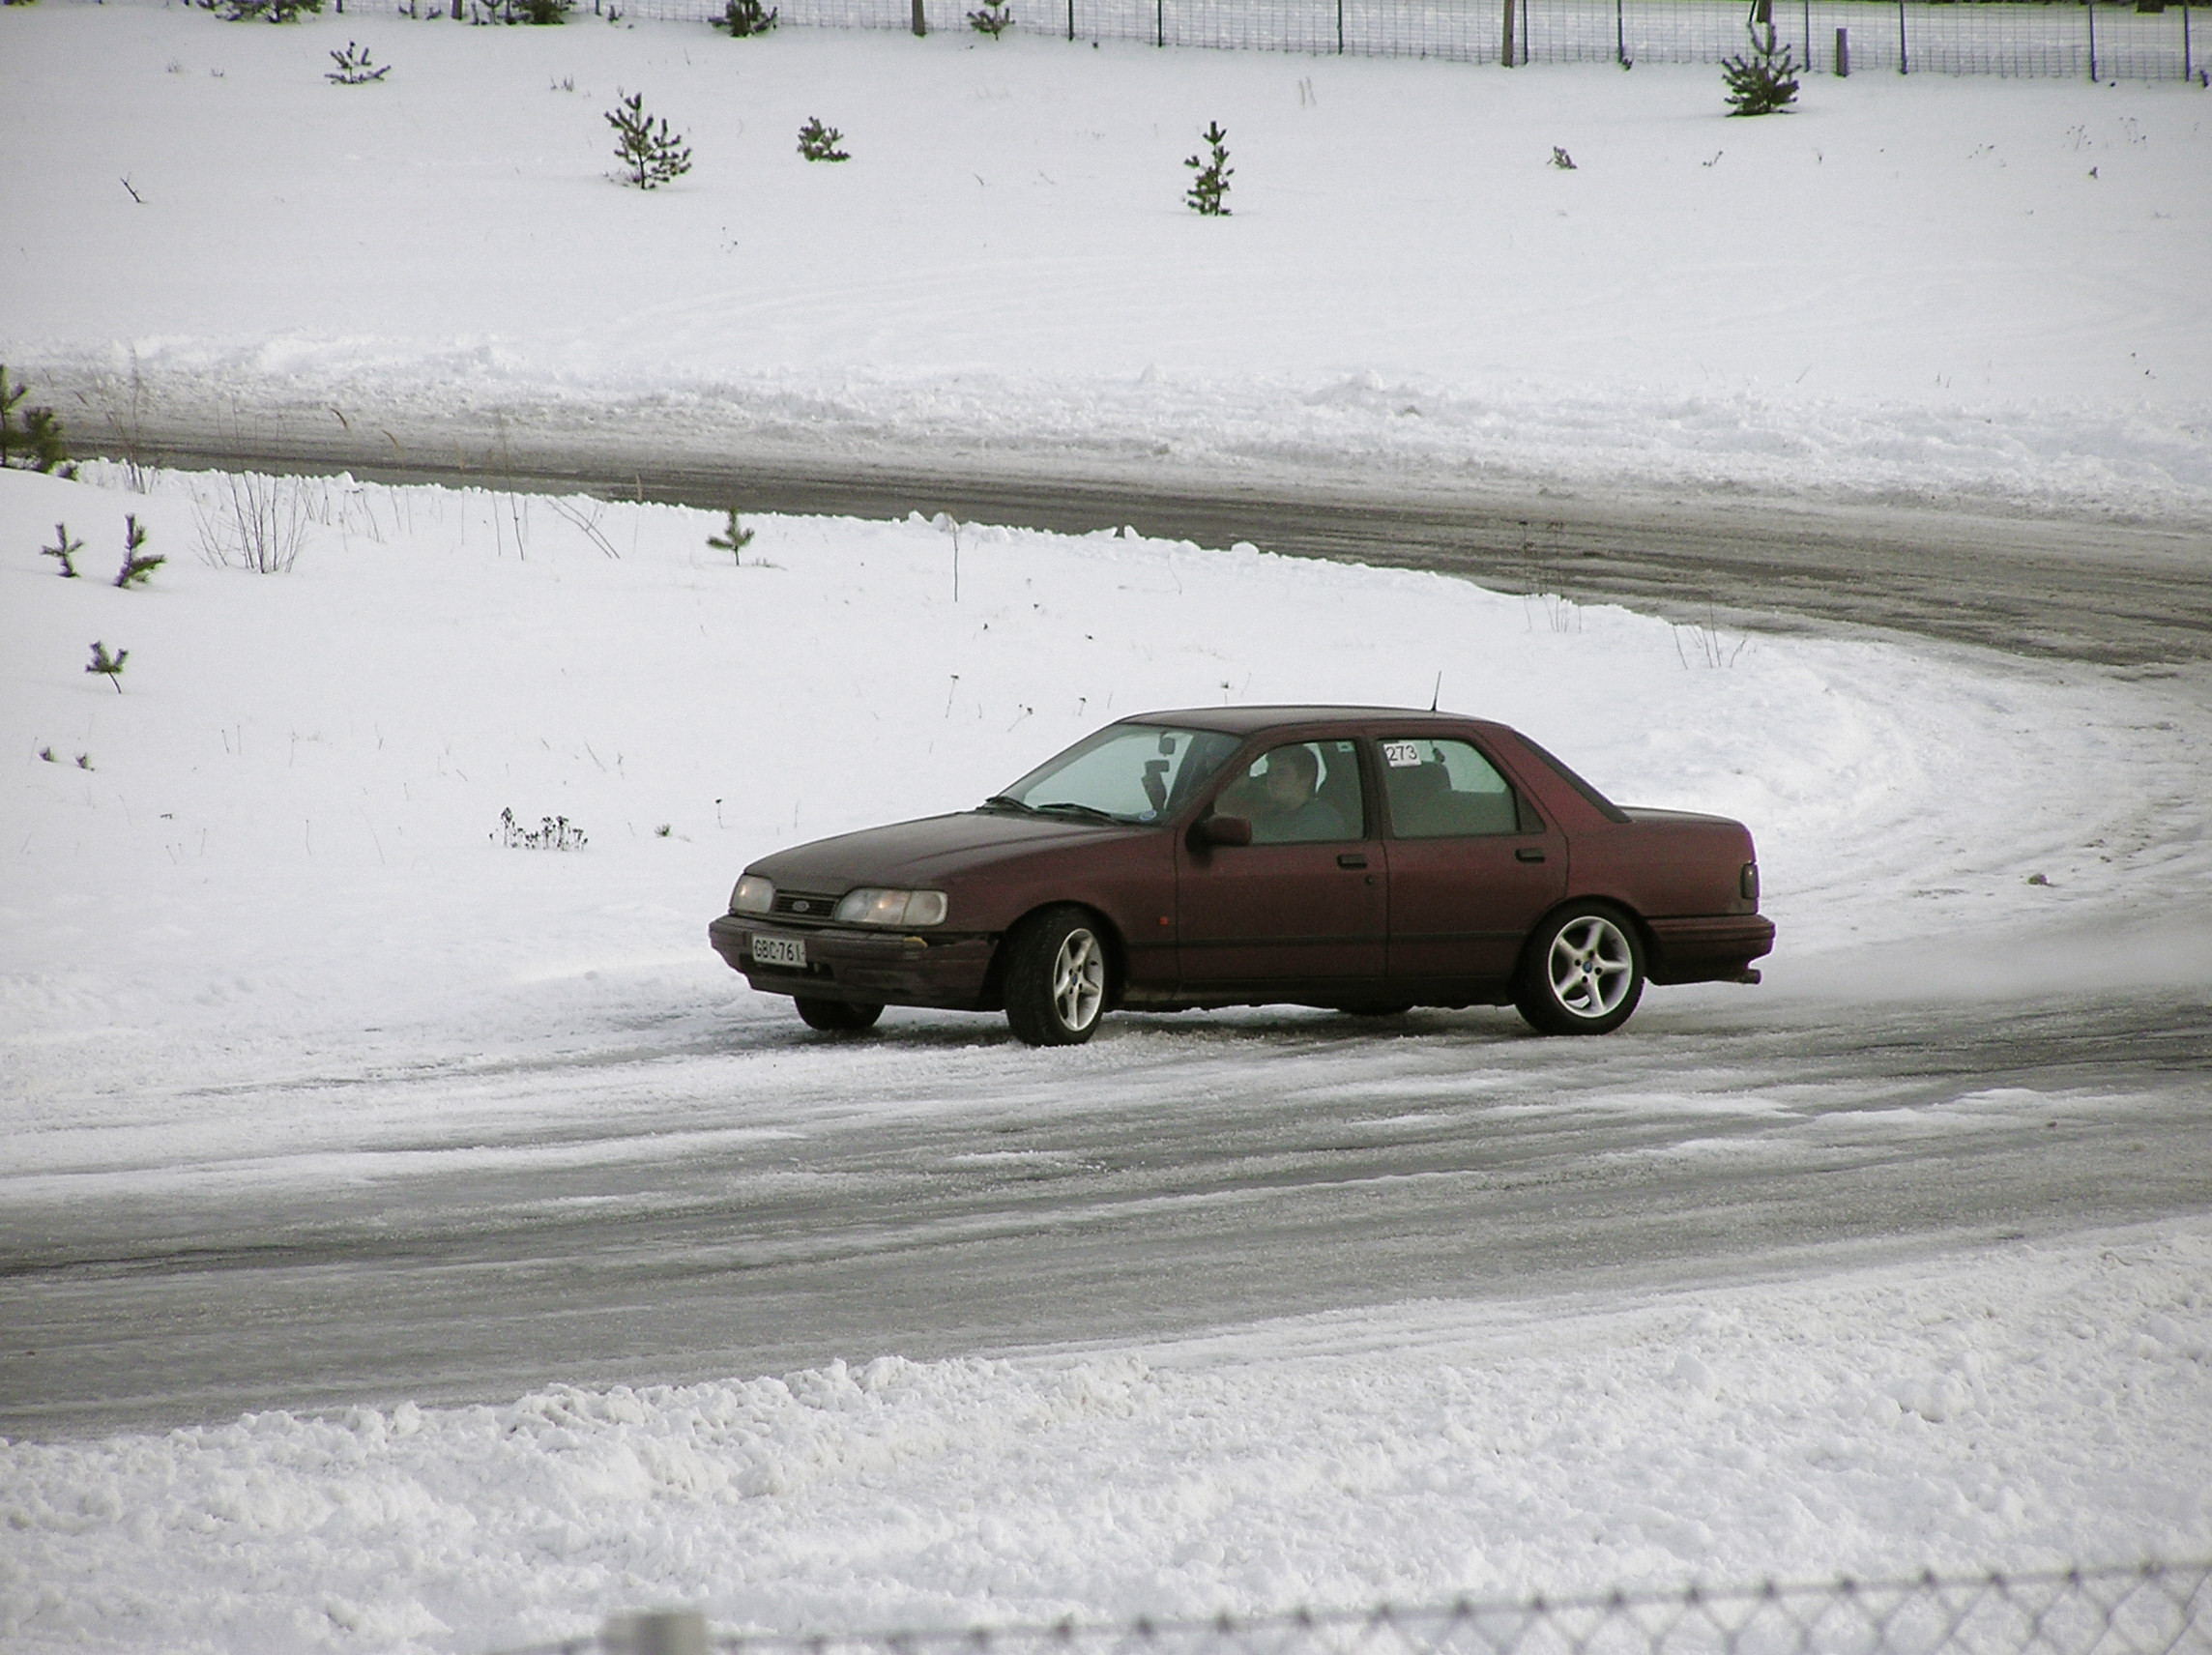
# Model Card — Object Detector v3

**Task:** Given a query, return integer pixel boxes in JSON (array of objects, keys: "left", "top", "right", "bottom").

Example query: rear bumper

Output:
[
  {"left": 708, "top": 915, "right": 997, "bottom": 1009},
  {"left": 1644, "top": 914, "right": 1776, "bottom": 985}
]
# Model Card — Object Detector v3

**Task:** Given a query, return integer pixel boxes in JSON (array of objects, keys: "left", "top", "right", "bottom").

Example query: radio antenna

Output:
[{"left": 1429, "top": 672, "right": 1441, "bottom": 712}]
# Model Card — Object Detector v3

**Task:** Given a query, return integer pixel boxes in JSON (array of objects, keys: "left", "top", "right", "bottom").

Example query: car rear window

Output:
[{"left": 1509, "top": 733, "right": 1632, "bottom": 825}]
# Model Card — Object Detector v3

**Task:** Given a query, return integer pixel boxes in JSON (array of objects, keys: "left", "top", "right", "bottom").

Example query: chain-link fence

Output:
[
  {"left": 520, "top": 0, "right": 2204, "bottom": 81},
  {"left": 501, "top": 1560, "right": 2212, "bottom": 1655}
]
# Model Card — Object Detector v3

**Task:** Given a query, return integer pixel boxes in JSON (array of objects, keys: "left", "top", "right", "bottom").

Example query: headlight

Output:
[
  {"left": 833, "top": 887, "right": 948, "bottom": 927},
  {"left": 732, "top": 875, "right": 775, "bottom": 915}
]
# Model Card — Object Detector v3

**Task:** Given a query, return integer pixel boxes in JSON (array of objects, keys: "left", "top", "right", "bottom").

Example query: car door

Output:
[
  {"left": 1377, "top": 734, "right": 1566, "bottom": 986},
  {"left": 1176, "top": 737, "right": 1386, "bottom": 989}
]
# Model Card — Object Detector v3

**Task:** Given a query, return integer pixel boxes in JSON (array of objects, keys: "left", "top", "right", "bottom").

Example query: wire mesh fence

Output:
[
  {"left": 511, "top": 0, "right": 2201, "bottom": 80},
  {"left": 503, "top": 1560, "right": 2212, "bottom": 1655}
]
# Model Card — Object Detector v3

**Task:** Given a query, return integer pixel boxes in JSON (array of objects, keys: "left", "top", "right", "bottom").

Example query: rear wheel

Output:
[
  {"left": 1515, "top": 905, "right": 1644, "bottom": 1035},
  {"left": 1003, "top": 907, "right": 1110, "bottom": 1046},
  {"left": 794, "top": 996, "right": 884, "bottom": 1033}
]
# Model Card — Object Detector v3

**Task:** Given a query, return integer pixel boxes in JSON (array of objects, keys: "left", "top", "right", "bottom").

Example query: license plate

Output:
[{"left": 751, "top": 934, "right": 806, "bottom": 970}]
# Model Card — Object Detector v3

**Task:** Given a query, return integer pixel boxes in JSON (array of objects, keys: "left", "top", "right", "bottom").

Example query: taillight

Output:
[{"left": 1740, "top": 862, "right": 1761, "bottom": 904}]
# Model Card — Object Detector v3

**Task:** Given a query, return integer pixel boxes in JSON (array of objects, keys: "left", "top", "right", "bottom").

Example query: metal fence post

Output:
[
  {"left": 1154, "top": 0, "right": 1161, "bottom": 45},
  {"left": 2087, "top": 0, "right": 2098, "bottom": 79},
  {"left": 1615, "top": 0, "right": 1624, "bottom": 63},
  {"left": 1836, "top": 23, "right": 1848, "bottom": 72},
  {"left": 603, "top": 1611, "right": 709, "bottom": 1655},
  {"left": 1520, "top": 0, "right": 1528, "bottom": 60},
  {"left": 1802, "top": 0, "right": 1810, "bottom": 65},
  {"left": 1336, "top": 0, "right": 1343, "bottom": 53},
  {"left": 1500, "top": 0, "right": 1515, "bottom": 64},
  {"left": 1898, "top": 0, "right": 1907, "bottom": 71},
  {"left": 2185, "top": 0, "right": 2194, "bottom": 80},
  {"left": 1066, "top": 0, "right": 1072, "bottom": 40}
]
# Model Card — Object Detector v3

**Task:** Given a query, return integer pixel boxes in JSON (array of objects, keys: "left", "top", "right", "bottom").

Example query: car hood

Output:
[{"left": 749, "top": 810, "right": 1144, "bottom": 890}]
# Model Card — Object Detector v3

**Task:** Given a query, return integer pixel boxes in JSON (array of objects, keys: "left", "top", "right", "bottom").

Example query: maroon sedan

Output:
[{"left": 709, "top": 707, "right": 1773, "bottom": 1045}]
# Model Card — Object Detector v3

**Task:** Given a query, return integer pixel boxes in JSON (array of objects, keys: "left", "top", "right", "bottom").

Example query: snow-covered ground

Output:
[
  {"left": 4, "top": 458, "right": 2204, "bottom": 1102},
  {"left": 4, "top": 2, "right": 2209, "bottom": 518},
  {"left": 5, "top": 7, "right": 2211, "bottom": 1651},
  {"left": 4, "top": 1223, "right": 2208, "bottom": 1654}
]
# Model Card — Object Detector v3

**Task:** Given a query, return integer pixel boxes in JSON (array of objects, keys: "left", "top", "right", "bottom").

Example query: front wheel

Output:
[
  {"left": 1003, "top": 906, "right": 1110, "bottom": 1047},
  {"left": 1515, "top": 905, "right": 1644, "bottom": 1035},
  {"left": 794, "top": 996, "right": 884, "bottom": 1033}
]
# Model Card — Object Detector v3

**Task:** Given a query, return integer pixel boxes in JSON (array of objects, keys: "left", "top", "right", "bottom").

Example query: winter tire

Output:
[
  {"left": 1003, "top": 906, "right": 1110, "bottom": 1047},
  {"left": 1515, "top": 905, "right": 1644, "bottom": 1035},
  {"left": 794, "top": 997, "right": 884, "bottom": 1033}
]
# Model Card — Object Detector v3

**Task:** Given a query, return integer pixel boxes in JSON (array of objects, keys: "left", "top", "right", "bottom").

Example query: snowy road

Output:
[
  {"left": 8, "top": 977, "right": 2211, "bottom": 1440},
  {"left": 4, "top": 448, "right": 2208, "bottom": 1444},
  {"left": 81, "top": 414, "right": 2212, "bottom": 666}
]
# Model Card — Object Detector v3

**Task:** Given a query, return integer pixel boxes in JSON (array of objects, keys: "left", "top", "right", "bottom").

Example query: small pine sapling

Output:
[
  {"left": 42, "top": 522, "right": 83, "bottom": 578},
  {"left": 1723, "top": 0, "right": 1800, "bottom": 115},
  {"left": 1183, "top": 120, "right": 1233, "bottom": 216},
  {"left": 606, "top": 93, "right": 693, "bottom": 189},
  {"left": 218, "top": 0, "right": 324, "bottom": 20},
  {"left": 326, "top": 42, "right": 392, "bottom": 82},
  {"left": 1550, "top": 145, "right": 1577, "bottom": 169},
  {"left": 707, "top": 509, "right": 754, "bottom": 563},
  {"left": 1, "top": 365, "right": 77, "bottom": 477},
  {"left": 86, "top": 641, "right": 129, "bottom": 692},
  {"left": 797, "top": 117, "right": 850, "bottom": 162},
  {"left": 38, "top": 746, "right": 56, "bottom": 763},
  {"left": 713, "top": 0, "right": 777, "bottom": 34},
  {"left": 967, "top": 0, "right": 1012, "bottom": 36},
  {"left": 114, "top": 515, "right": 164, "bottom": 588},
  {"left": 76, "top": 753, "right": 94, "bottom": 769}
]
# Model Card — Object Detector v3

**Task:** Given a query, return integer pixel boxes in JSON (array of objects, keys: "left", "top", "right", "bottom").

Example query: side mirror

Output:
[{"left": 1191, "top": 813, "right": 1253, "bottom": 849}]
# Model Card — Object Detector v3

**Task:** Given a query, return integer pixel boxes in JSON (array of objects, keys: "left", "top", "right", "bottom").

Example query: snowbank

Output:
[{"left": 3, "top": 1223, "right": 2207, "bottom": 1654}]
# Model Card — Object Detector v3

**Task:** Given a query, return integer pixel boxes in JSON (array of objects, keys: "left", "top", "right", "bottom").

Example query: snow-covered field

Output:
[
  {"left": 5, "top": 7, "right": 2212, "bottom": 1652},
  {"left": 4, "top": 458, "right": 2203, "bottom": 1094},
  {"left": 4, "top": 2, "right": 2209, "bottom": 517}
]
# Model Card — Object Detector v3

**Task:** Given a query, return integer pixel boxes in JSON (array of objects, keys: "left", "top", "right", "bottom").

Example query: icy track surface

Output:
[
  {"left": 3, "top": 465, "right": 2210, "bottom": 1652},
  {"left": 5, "top": 5, "right": 2210, "bottom": 519}
]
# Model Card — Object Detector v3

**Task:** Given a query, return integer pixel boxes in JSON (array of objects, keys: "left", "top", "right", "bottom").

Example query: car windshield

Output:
[{"left": 987, "top": 725, "right": 1243, "bottom": 825}]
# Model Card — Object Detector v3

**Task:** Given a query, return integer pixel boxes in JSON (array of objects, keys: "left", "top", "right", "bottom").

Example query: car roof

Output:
[{"left": 1117, "top": 706, "right": 1502, "bottom": 737}]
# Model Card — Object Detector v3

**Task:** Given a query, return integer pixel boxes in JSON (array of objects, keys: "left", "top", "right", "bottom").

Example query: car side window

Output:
[
  {"left": 1214, "top": 740, "right": 1365, "bottom": 844},
  {"left": 1379, "top": 738, "right": 1523, "bottom": 838}
]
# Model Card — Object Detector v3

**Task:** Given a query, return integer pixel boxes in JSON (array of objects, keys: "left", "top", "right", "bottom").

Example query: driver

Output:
[{"left": 1229, "top": 744, "right": 1353, "bottom": 844}]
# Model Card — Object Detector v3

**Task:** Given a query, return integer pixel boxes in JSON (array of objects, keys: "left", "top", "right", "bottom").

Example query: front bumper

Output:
[
  {"left": 708, "top": 915, "right": 998, "bottom": 1009},
  {"left": 1644, "top": 914, "right": 1777, "bottom": 985}
]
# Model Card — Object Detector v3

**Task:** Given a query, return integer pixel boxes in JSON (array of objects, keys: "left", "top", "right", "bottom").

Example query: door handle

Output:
[
  {"left": 1337, "top": 853, "right": 1369, "bottom": 869},
  {"left": 1516, "top": 847, "right": 1547, "bottom": 863}
]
